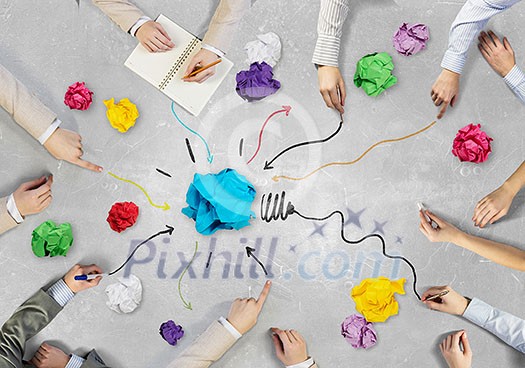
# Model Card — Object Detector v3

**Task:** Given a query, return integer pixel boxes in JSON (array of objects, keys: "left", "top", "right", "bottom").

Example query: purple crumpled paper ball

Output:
[
  {"left": 160, "top": 320, "right": 184, "bottom": 346},
  {"left": 392, "top": 23, "right": 429, "bottom": 56},
  {"left": 236, "top": 61, "right": 281, "bottom": 102},
  {"left": 341, "top": 314, "right": 377, "bottom": 349}
]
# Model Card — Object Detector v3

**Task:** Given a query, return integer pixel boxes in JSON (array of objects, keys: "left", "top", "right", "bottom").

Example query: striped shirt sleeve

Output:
[
  {"left": 504, "top": 64, "right": 525, "bottom": 104},
  {"left": 46, "top": 279, "right": 75, "bottom": 307},
  {"left": 65, "top": 355, "right": 86, "bottom": 368},
  {"left": 312, "top": 0, "right": 351, "bottom": 67},
  {"left": 442, "top": 0, "right": 521, "bottom": 74}
]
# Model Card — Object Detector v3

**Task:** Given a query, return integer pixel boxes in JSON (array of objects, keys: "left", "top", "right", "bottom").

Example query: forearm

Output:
[
  {"left": 0, "top": 63, "right": 57, "bottom": 141},
  {"left": 0, "top": 196, "right": 19, "bottom": 235},
  {"left": 442, "top": 0, "right": 520, "bottom": 74},
  {"left": 312, "top": 0, "right": 350, "bottom": 67},
  {"left": 202, "top": 0, "right": 251, "bottom": 55},
  {"left": 167, "top": 319, "right": 239, "bottom": 368},
  {"left": 504, "top": 160, "right": 525, "bottom": 193},
  {"left": 91, "top": 0, "right": 145, "bottom": 33},
  {"left": 503, "top": 65, "right": 525, "bottom": 104},
  {"left": 454, "top": 232, "right": 525, "bottom": 271},
  {"left": 463, "top": 298, "right": 525, "bottom": 353}
]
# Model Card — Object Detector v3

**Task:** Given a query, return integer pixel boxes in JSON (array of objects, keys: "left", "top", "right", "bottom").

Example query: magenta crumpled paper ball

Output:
[
  {"left": 452, "top": 123, "right": 493, "bottom": 163},
  {"left": 64, "top": 82, "right": 93, "bottom": 110},
  {"left": 341, "top": 314, "right": 378, "bottom": 349},
  {"left": 392, "top": 23, "right": 429, "bottom": 56}
]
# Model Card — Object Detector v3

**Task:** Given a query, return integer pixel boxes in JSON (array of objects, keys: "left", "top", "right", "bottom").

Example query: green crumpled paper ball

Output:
[
  {"left": 31, "top": 220, "right": 74, "bottom": 257},
  {"left": 354, "top": 52, "right": 397, "bottom": 96}
]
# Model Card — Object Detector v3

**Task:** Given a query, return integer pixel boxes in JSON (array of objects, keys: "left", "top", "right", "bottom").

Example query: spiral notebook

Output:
[{"left": 124, "top": 14, "right": 233, "bottom": 116}]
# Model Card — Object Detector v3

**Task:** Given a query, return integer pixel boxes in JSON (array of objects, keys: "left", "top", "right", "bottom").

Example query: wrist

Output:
[
  {"left": 442, "top": 68, "right": 460, "bottom": 79},
  {"left": 63, "top": 277, "right": 77, "bottom": 294},
  {"left": 460, "top": 296, "right": 472, "bottom": 316},
  {"left": 501, "top": 63, "right": 516, "bottom": 78},
  {"left": 503, "top": 177, "right": 522, "bottom": 197}
]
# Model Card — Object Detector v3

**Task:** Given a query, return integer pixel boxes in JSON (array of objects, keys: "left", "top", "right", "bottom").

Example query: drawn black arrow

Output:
[
  {"left": 246, "top": 247, "right": 269, "bottom": 276},
  {"left": 109, "top": 225, "right": 175, "bottom": 276},
  {"left": 263, "top": 120, "right": 343, "bottom": 170}
]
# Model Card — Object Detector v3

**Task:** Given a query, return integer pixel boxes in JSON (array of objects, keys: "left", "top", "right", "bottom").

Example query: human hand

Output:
[
  {"left": 63, "top": 264, "right": 103, "bottom": 294},
  {"left": 422, "top": 286, "right": 469, "bottom": 315},
  {"left": 318, "top": 65, "right": 346, "bottom": 114},
  {"left": 12, "top": 175, "right": 53, "bottom": 218},
  {"left": 43, "top": 128, "right": 103, "bottom": 173},
  {"left": 226, "top": 280, "right": 271, "bottom": 335},
  {"left": 271, "top": 327, "right": 309, "bottom": 366},
  {"left": 419, "top": 210, "right": 463, "bottom": 243},
  {"left": 136, "top": 21, "right": 175, "bottom": 53},
  {"left": 183, "top": 48, "right": 220, "bottom": 83},
  {"left": 478, "top": 31, "right": 515, "bottom": 78},
  {"left": 473, "top": 183, "right": 516, "bottom": 228},
  {"left": 440, "top": 331, "right": 473, "bottom": 368},
  {"left": 431, "top": 69, "right": 460, "bottom": 119},
  {"left": 29, "top": 343, "right": 70, "bottom": 368}
]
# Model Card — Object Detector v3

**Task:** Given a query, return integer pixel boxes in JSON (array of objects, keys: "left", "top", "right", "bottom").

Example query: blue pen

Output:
[{"left": 74, "top": 273, "right": 107, "bottom": 281}]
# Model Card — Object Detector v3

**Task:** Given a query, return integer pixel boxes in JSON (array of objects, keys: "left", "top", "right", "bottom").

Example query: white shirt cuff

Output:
[
  {"left": 129, "top": 16, "right": 152, "bottom": 37},
  {"left": 47, "top": 279, "right": 75, "bottom": 307},
  {"left": 202, "top": 44, "right": 225, "bottom": 58},
  {"left": 286, "top": 357, "right": 315, "bottom": 368},
  {"left": 312, "top": 33, "right": 341, "bottom": 67},
  {"left": 218, "top": 317, "right": 242, "bottom": 340},
  {"left": 38, "top": 118, "right": 61, "bottom": 145},
  {"left": 441, "top": 50, "right": 465, "bottom": 75},
  {"left": 504, "top": 64, "right": 525, "bottom": 88},
  {"left": 6, "top": 193, "right": 24, "bottom": 224},
  {"left": 65, "top": 354, "right": 85, "bottom": 368}
]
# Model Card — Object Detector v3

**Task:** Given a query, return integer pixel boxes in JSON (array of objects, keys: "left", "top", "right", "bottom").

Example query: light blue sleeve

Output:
[
  {"left": 463, "top": 297, "right": 525, "bottom": 353},
  {"left": 504, "top": 65, "right": 525, "bottom": 104},
  {"left": 441, "top": 0, "right": 521, "bottom": 74}
]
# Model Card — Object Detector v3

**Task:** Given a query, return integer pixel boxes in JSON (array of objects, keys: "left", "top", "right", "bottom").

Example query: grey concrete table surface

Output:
[{"left": 0, "top": 0, "right": 524, "bottom": 367}]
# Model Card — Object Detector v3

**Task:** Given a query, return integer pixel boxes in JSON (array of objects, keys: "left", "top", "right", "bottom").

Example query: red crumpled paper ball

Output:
[
  {"left": 452, "top": 123, "right": 493, "bottom": 163},
  {"left": 64, "top": 82, "right": 93, "bottom": 111},
  {"left": 106, "top": 202, "right": 139, "bottom": 233}
]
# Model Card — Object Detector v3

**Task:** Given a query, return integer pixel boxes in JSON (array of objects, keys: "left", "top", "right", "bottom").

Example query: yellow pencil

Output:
[{"left": 183, "top": 59, "right": 222, "bottom": 79}]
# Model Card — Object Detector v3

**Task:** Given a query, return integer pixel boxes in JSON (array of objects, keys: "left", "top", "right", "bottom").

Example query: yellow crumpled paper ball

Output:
[
  {"left": 104, "top": 98, "right": 139, "bottom": 133},
  {"left": 351, "top": 276, "right": 406, "bottom": 323}
]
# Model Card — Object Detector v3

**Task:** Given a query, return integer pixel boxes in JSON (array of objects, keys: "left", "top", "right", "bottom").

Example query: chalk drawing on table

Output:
[
  {"left": 178, "top": 241, "right": 198, "bottom": 310},
  {"left": 108, "top": 171, "right": 171, "bottom": 211}
]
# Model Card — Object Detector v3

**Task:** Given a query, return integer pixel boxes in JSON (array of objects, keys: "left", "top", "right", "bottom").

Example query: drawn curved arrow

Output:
[
  {"left": 246, "top": 246, "right": 268, "bottom": 276},
  {"left": 109, "top": 225, "right": 175, "bottom": 276},
  {"left": 171, "top": 102, "right": 213, "bottom": 163},
  {"left": 246, "top": 105, "right": 292, "bottom": 165},
  {"left": 272, "top": 120, "right": 437, "bottom": 182},
  {"left": 108, "top": 171, "right": 170, "bottom": 210},
  {"left": 264, "top": 120, "right": 343, "bottom": 170},
  {"left": 178, "top": 241, "right": 198, "bottom": 310}
]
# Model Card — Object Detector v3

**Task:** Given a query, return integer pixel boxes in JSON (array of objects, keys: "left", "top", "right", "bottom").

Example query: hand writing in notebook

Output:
[
  {"left": 183, "top": 48, "right": 220, "bottom": 83},
  {"left": 136, "top": 21, "right": 175, "bottom": 53}
]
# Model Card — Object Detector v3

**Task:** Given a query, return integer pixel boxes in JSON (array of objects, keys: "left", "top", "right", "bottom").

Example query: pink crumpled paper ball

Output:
[
  {"left": 452, "top": 123, "right": 493, "bottom": 163},
  {"left": 64, "top": 82, "right": 93, "bottom": 110},
  {"left": 341, "top": 314, "right": 377, "bottom": 349}
]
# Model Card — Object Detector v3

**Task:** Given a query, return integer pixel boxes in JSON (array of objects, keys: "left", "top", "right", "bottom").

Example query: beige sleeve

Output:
[
  {"left": 0, "top": 63, "right": 57, "bottom": 141},
  {"left": 92, "top": 0, "right": 145, "bottom": 33},
  {"left": 167, "top": 321, "right": 238, "bottom": 368},
  {"left": 0, "top": 196, "right": 19, "bottom": 236},
  {"left": 202, "top": 0, "right": 251, "bottom": 54}
]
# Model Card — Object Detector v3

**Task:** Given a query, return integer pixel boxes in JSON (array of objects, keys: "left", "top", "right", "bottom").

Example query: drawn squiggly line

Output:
[{"left": 260, "top": 192, "right": 421, "bottom": 299}]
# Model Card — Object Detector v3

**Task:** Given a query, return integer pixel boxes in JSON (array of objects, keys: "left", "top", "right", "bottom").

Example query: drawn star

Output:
[
  {"left": 372, "top": 220, "right": 388, "bottom": 235},
  {"left": 310, "top": 222, "right": 327, "bottom": 237},
  {"left": 289, "top": 244, "right": 298, "bottom": 253},
  {"left": 395, "top": 236, "right": 403, "bottom": 244},
  {"left": 344, "top": 207, "right": 366, "bottom": 229}
]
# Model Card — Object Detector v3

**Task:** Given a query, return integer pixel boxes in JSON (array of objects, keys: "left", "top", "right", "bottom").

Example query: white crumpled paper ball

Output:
[{"left": 105, "top": 274, "right": 142, "bottom": 314}]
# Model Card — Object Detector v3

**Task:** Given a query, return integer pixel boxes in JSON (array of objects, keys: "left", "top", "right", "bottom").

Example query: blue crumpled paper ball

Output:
[{"left": 182, "top": 168, "right": 256, "bottom": 235}]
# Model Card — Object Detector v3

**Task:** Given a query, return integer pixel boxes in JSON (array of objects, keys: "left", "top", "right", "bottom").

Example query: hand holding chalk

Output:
[
  {"left": 418, "top": 210, "right": 462, "bottom": 244},
  {"left": 421, "top": 286, "right": 470, "bottom": 315},
  {"left": 227, "top": 281, "right": 272, "bottom": 334},
  {"left": 64, "top": 264, "right": 104, "bottom": 293}
]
